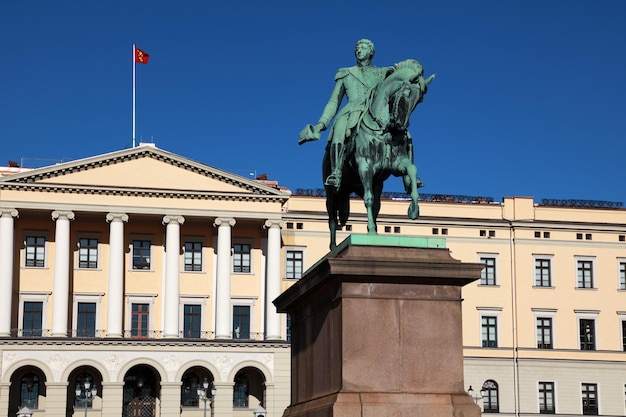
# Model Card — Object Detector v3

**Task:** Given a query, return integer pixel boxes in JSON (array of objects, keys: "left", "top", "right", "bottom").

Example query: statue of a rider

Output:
[{"left": 298, "top": 39, "right": 392, "bottom": 193}]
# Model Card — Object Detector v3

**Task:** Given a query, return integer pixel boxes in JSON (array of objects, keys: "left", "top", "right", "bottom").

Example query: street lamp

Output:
[
  {"left": 467, "top": 385, "right": 486, "bottom": 404},
  {"left": 75, "top": 377, "right": 97, "bottom": 417},
  {"left": 16, "top": 407, "right": 33, "bottom": 417},
  {"left": 253, "top": 405, "right": 267, "bottom": 417},
  {"left": 197, "top": 378, "right": 216, "bottom": 417}
]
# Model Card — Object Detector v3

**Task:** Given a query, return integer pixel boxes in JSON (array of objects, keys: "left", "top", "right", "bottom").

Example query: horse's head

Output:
[{"left": 368, "top": 59, "right": 434, "bottom": 132}]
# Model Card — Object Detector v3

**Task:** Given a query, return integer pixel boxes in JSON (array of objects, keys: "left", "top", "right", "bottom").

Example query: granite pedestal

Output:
[{"left": 273, "top": 235, "right": 483, "bottom": 417}]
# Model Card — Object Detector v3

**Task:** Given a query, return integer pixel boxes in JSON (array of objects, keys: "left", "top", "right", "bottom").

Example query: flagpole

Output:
[{"left": 132, "top": 44, "right": 136, "bottom": 148}]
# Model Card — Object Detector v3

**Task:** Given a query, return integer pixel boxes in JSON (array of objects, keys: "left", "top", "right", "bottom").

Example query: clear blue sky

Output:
[{"left": 2, "top": 1, "right": 625, "bottom": 203}]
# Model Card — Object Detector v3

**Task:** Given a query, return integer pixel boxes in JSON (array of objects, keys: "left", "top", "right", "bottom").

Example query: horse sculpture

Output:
[{"left": 324, "top": 59, "right": 434, "bottom": 248}]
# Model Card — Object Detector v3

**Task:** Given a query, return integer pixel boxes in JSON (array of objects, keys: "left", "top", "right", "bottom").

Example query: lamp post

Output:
[
  {"left": 467, "top": 385, "right": 486, "bottom": 405},
  {"left": 75, "top": 377, "right": 97, "bottom": 417},
  {"left": 197, "top": 378, "right": 216, "bottom": 417}
]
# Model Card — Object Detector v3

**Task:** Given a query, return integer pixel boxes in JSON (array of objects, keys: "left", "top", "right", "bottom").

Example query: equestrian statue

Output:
[{"left": 299, "top": 39, "right": 435, "bottom": 248}]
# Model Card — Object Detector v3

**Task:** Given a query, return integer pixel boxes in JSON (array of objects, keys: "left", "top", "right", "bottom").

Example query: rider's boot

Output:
[{"left": 325, "top": 143, "right": 344, "bottom": 193}]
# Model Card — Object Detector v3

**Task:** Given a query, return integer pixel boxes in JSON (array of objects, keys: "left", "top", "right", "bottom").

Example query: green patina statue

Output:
[{"left": 299, "top": 39, "right": 434, "bottom": 248}]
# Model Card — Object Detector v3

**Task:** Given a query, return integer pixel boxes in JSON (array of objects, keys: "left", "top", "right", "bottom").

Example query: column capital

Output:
[
  {"left": 264, "top": 219, "right": 283, "bottom": 230},
  {"left": 51, "top": 210, "right": 75, "bottom": 221},
  {"left": 214, "top": 217, "right": 236, "bottom": 228},
  {"left": 162, "top": 215, "right": 185, "bottom": 226},
  {"left": 106, "top": 212, "right": 129, "bottom": 223},
  {"left": 0, "top": 208, "right": 18, "bottom": 218}
]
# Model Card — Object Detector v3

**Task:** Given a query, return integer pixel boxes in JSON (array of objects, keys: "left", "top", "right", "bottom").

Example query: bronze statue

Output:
[
  {"left": 299, "top": 39, "right": 391, "bottom": 192},
  {"left": 300, "top": 40, "right": 434, "bottom": 248}
]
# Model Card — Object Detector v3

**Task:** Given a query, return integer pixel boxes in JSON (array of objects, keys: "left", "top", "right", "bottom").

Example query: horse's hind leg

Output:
[
  {"left": 404, "top": 163, "right": 420, "bottom": 220},
  {"left": 326, "top": 194, "right": 338, "bottom": 249},
  {"left": 357, "top": 165, "right": 377, "bottom": 234}
]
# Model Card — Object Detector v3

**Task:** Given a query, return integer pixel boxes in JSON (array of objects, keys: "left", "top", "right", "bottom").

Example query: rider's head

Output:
[{"left": 355, "top": 39, "right": 375, "bottom": 61}]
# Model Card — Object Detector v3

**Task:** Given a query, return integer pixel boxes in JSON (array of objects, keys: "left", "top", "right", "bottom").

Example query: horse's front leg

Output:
[
  {"left": 403, "top": 162, "right": 420, "bottom": 220},
  {"left": 326, "top": 196, "right": 338, "bottom": 249},
  {"left": 357, "top": 162, "right": 377, "bottom": 234}
]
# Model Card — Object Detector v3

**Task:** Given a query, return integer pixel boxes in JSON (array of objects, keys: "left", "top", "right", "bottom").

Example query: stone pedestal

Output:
[{"left": 274, "top": 235, "right": 483, "bottom": 417}]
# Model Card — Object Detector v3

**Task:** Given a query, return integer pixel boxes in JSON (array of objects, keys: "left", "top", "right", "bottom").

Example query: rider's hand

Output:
[{"left": 298, "top": 124, "right": 321, "bottom": 145}]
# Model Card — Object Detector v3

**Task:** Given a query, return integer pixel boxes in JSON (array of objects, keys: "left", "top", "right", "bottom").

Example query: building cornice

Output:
[
  {"left": 0, "top": 338, "right": 291, "bottom": 349},
  {"left": 0, "top": 182, "right": 288, "bottom": 203}
]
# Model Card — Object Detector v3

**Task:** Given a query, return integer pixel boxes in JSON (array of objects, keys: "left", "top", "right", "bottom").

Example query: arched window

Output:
[
  {"left": 20, "top": 374, "right": 39, "bottom": 408},
  {"left": 482, "top": 380, "right": 499, "bottom": 413},
  {"left": 181, "top": 371, "right": 201, "bottom": 407},
  {"left": 233, "top": 373, "right": 249, "bottom": 408}
]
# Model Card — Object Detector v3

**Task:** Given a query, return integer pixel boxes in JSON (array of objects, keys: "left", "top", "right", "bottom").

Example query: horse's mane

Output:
[{"left": 394, "top": 59, "right": 423, "bottom": 73}]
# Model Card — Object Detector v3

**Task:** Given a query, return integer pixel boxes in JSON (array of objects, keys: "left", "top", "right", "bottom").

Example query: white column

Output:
[
  {"left": 213, "top": 217, "right": 235, "bottom": 339},
  {"left": 106, "top": 213, "right": 128, "bottom": 338},
  {"left": 0, "top": 209, "right": 18, "bottom": 337},
  {"left": 51, "top": 210, "right": 75, "bottom": 337},
  {"left": 162, "top": 215, "right": 184, "bottom": 338},
  {"left": 264, "top": 219, "right": 283, "bottom": 340}
]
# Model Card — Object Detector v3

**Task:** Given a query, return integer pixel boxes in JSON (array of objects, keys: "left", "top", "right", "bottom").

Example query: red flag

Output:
[{"left": 135, "top": 47, "right": 150, "bottom": 64}]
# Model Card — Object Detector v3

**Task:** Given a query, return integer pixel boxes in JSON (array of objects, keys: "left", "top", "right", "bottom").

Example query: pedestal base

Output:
[{"left": 274, "top": 235, "right": 483, "bottom": 417}]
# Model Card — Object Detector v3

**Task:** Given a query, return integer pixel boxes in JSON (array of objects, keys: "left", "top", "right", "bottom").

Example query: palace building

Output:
[{"left": 0, "top": 144, "right": 625, "bottom": 417}]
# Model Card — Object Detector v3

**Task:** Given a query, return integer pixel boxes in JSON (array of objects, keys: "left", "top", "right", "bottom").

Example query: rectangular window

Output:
[
  {"left": 619, "top": 262, "right": 626, "bottom": 290},
  {"left": 22, "top": 301, "right": 43, "bottom": 336},
  {"left": 233, "top": 305, "right": 250, "bottom": 339},
  {"left": 579, "top": 319, "right": 595, "bottom": 350},
  {"left": 183, "top": 304, "right": 201, "bottom": 338},
  {"left": 622, "top": 320, "right": 626, "bottom": 352},
  {"left": 286, "top": 250, "right": 303, "bottom": 279},
  {"left": 76, "top": 302, "right": 96, "bottom": 337},
  {"left": 582, "top": 383, "right": 598, "bottom": 415},
  {"left": 25, "top": 236, "right": 45, "bottom": 267},
  {"left": 233, "top": 243, "right": 251, "bottom": 273},
  {"left": 577, "top": 260, "right": 594, "bottom": 288},
  {"left": 481, "top": 316, "right": 498, "bottom": 347},
  {"left": 537, "top": 317, "right": 553, "bottom": 349},
  {"left": 131, "top": 303, "right": 149, "bottom": 338},
  {"left": 535, "top": 259, "right": 552, "bottom": 287},
  {"left": 286, "top": 313, "right": 292, "bottom": 342},
  {"left": 539, "top": 382, "right": 555, "bottom": 414},
  {"left": 480, "top": 257, "right": 497, "bottom": 285},
  {"left": 78, "top": 238, "right": 98, "bottom": 269},
  {"left": 183, "top": 242, "right": 202, "bottom": 272},
  {"left": 132, "top": 240, "right": 151, "bottom": 270}
]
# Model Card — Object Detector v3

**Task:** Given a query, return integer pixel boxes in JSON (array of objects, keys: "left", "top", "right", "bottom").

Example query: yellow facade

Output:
[{"left": 1, "top": 145, "right": 625, "bottom": 417}]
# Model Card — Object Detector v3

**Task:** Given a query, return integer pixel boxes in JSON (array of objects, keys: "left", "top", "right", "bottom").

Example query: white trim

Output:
[
  {"left": 536, "top": 380, "right": 557, "bottom": 414},
  {"left": 477, "top": 307, "right": 501, "bottom": 348},
  {"left": 284, "top": 246, "right": 306, "bottom": 280},
  {"left": 477, "top": 252, "right": 499, "bottom": 286},
  {"left": 232, "top": 238, "right": 254, "bottom": 275},
  {"left": 179, "top": 295, "right": 208, "bottom": 338},
  {"left": 182, "top": 236, "right": 206, "bottom": 274},
  {"left": 18, "top": 292, "right": 51, "bottom": 336},
  {"left": 129, "top": 235, "right": 154, "bottom": 272},
  {"left": 75, "top": 233, "right": 102, "bottom": 270},
  {"left": 71, "top": 293, "right": 104, "bottom": 337},
  {"left": 125, "top": 294, "right": 157, "bottom": 337},
  {"left": 21, "top": 230, "right": 49, "bottom": 269},
  {"left": 532, "top": 254, "right": 554, "bottom": 288},
  {"left": 532, "top": 309, "right": 557, "bottom": 349},
  {"left": 575, "top": 310, "right": 599, "bottom": 350},
  {"left": 617, "top": 258, "right": 626, "bottom": 290},
  {"left": 574, "top": 256, "right": 596, "bottom": 289},
  {"left": 231, "top": 297, "right": 258, "bottom": 339},
  {"left": 580, "top": 381, "right": 600, "bottom": 416},
  {"left": 618, "top": 312, "right": 626, "bottom": 353}
]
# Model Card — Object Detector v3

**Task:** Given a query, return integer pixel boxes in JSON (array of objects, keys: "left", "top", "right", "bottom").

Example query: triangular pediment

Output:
[{"left": 0, "top": 145, "right": 288, "bottom": 200}]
